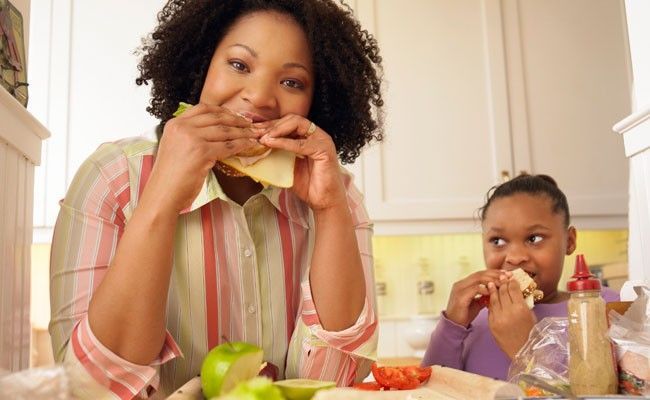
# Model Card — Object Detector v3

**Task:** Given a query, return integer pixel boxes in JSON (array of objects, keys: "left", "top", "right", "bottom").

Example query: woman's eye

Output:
[
  {"left": 281, "top": 79, "right": 304, "bottom": 90},
  {"left": 229, "top": 60, "right": 248, "bottom": 72},
  {"left": 528, "top": 235, "right": 543, "bottom": 244},
  {"left": 490, "top": 237, "right": 506, "bottom": 246}
]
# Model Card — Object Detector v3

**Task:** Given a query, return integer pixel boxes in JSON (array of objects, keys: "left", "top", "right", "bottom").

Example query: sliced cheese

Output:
[{"left": 221, "top": 149, "right": 295, "bottom": 188}]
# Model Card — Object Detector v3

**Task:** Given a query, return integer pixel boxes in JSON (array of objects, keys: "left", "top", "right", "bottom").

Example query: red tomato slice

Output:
[
  {"left": 353, "top": 381, "right": 383, "bottom": 391},
  {"left": 371, "top": 363, "right": 420, "bottom": 390},
  {"left": 401, "top": 365, "right": 432, "bottom": 383}
]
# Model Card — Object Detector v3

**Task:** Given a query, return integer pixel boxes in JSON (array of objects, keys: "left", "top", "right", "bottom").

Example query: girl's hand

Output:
[
  {"left": 257, "top": 115, "right": 347, "bottom": 211},
  {"left": 487, "top": 279, "right": 537, "bottom": 359},
  {"left": 148, "top": 103, "right": 261, "bottom": 213},
  {"left": 445, "top": 270, "right": 509, "bottom": 327}
]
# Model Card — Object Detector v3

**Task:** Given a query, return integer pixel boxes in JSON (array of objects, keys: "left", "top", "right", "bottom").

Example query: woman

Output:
[{"left": 49, "top": 0, "right": 384, "bottom": 398}]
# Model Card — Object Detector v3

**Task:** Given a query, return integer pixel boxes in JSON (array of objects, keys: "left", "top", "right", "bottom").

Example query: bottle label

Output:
[{"left": 418, "top": 281, "right": 434, "bottom": 295}]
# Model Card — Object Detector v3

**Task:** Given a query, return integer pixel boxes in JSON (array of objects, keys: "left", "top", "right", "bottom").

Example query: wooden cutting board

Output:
[{"left": 165, "top": 366, "right": 523, "bottom": 400}]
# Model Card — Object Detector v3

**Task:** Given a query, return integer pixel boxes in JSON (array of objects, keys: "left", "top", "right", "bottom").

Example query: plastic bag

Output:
[
  {"left": 609, "top": 285, "right": 650, "bottom": 395},
  {"left": 0, "top": 363, "right": 112, "bottom": 399},
  {"left": 507, "top": 317, "right": 571, "bottom": 396}
]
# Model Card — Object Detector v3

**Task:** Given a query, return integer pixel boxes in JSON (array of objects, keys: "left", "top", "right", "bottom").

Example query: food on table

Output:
[
  {"left": 215, "top": 376, "right": 284, "bottom": 400},
  {"left": 355, "top": 363, "right": 432, "bottom": 391},
  {"left": 273, "top": 378, "right": 336, "bottom": 400},
  {"left": 200, "top": 341, "right": 264, "bottom": 398}
]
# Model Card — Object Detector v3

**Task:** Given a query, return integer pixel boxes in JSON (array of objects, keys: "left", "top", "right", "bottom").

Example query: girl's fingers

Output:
[
  {"left": 499, "top": 279, "right": 513, "bottom": 305},
  {"left": 488, "top": 281, "right": 501, "bottom": 310},
  {"left": 456, "top": 270, "right": 504, "bottom": 293},
  {"left": 508, "top": 279, "right": 523, "bottom": 304},
  {"left": 476, "top": 283, "right": 490, "bottom": 297}
]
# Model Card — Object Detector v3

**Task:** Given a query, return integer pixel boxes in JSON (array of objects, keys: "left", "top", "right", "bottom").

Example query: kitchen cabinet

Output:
[
  {"left": 614, "top": 107, "right": 650, "bottom": 298},
  {"left": 615, "top": 0, "right": 650, "bottom": 299},
  {"left": 30, "top": 0, "right": 632, "bottom": 239},
  {"left": 350, "top": 0, "right": 632, "bottom": 235}
]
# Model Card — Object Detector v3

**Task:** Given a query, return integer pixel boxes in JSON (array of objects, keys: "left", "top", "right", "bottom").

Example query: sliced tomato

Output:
[
  {"left": 401, "top": 365, "right": 432, "bottom": 383},
  {"left": 371, "top": 363, "right": 420, "bottom": 390},
  {"left": 352, "top": 381, "right": 383, "bottom": 391}
]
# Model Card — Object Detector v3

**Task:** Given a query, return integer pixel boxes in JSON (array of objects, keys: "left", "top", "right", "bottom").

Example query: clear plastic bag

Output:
[
  {"left": 507, "top": 317, "right": 571, "bottom": 396},
  {"left": 609, "top": 285, "right": 650, "bottom": 395},
  {"left": 0, "top": 363, "right": 113, "bottom": 399}
]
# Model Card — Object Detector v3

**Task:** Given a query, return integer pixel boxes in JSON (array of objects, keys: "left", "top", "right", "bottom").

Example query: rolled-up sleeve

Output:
[
  {"left": 285, "top": 169, "right": 378, "bottom": 386},
  {"left": 64, "top": 317, "right": 182, "bottom": 399},
  {"left": 49, "top": 143, "right": 182, "bottom": 399}
]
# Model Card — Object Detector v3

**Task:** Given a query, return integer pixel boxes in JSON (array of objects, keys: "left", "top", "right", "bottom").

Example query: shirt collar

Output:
[{"left": 180, "top": 170, "right": 310, "bottom": 229}]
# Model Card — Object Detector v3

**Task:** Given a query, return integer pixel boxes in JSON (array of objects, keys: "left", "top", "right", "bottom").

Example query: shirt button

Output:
[
  {"left": 247, "top": 305, "right": 256, "bottom": 314},
  {"left": 244, "top": 249, "right": 252, "bottom": 257}
]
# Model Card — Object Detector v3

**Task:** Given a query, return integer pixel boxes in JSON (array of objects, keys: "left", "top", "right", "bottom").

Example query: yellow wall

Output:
[
  {"left": 30, "top": 230, "right": 628, "bottom": 324},
  {"left": 373, "top": 230, "right": 628, "bottom": 318},
  {"left": 31, "top": 243, "right": 51, "bottom": 330}
]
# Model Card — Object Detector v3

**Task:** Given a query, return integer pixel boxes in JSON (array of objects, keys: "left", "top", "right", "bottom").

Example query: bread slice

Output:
[{"left": 511, "top": 268, "right": 543, "bottom": 308}]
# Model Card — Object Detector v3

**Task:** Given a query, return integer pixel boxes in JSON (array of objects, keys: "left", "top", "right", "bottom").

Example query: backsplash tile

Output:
[{"left": 372, "top": 230, "right": 628, "bottom": 318}]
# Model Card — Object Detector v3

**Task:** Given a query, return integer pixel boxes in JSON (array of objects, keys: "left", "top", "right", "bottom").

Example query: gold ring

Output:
[{"left": 306, "top": 122, "right": 317, "bottom": 137}]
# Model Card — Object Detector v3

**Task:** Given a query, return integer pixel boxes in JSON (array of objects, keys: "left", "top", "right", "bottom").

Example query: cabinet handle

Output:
[{"left": 501, "top": 170, "right": 511, "bottom": 182}]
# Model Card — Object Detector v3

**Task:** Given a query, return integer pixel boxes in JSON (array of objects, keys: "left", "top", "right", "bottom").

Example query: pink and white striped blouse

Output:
[{"left": 49, "top": 137, "right": 378, "bottom": 399}]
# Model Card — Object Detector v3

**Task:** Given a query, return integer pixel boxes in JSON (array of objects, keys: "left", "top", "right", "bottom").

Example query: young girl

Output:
[
  {"left": 49, "top": 1, "right": 383, "bottom": 398},
  {"left": 421, "top": 174, "right": 619, "bottom": 380}
]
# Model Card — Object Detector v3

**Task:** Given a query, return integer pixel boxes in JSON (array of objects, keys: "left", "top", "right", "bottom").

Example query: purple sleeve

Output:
[
  {"left": 421, "top": 312, "right": 471, "bottom": 370},
  {"left": 602, "top": 286, "right": 620, "bottom": 302}
]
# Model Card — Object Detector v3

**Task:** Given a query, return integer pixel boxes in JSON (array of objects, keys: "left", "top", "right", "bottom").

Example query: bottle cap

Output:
[{"left": 566, "top": 254, "right": 601, "bottom": 292}]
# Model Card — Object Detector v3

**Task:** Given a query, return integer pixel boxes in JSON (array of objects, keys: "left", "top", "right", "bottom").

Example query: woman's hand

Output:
[
  {"left": 487, "top": 279, "right": 537, "bottom": 359},
  {"left": 257, "top": 114, "right": 347, "bottom": 211},
  {"left": 445, "top": 269, "right": 509, "bottom": 327},
  {"left": 147, "top": 103, "right": 261, "bottom": 213}
]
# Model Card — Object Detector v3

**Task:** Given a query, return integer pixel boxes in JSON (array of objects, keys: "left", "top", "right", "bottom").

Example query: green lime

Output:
[
  {"left": 216, "top": 377, "right": 285, "bottom": 400},
  {"left": 273, "top": 379, "right": 336, "bottom": 400}
]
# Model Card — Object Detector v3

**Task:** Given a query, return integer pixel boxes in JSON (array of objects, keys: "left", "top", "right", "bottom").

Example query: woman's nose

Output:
[{"left": 242, "top": 77, "right": 277, "bottom": 109}]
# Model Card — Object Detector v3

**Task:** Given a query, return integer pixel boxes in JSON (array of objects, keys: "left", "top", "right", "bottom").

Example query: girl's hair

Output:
[
  {"left": 478, "top": 174, "right": 571, "bottom": 227},
  {"left": 135, "top": 0, "right": 384, "bottom": 164}
]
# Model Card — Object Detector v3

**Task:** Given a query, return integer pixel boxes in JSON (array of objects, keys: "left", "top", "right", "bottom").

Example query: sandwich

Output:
[
  {"left": 173, "top": 102, "right": 295, "bottom": 188},
  {"left": 475, "top": 268, "right": 544, "bottom": 309}
]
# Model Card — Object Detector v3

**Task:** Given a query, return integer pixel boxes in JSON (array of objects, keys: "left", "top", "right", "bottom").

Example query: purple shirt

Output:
[{"left": 421, "top": 287, "right": 619, "bottom": 380}]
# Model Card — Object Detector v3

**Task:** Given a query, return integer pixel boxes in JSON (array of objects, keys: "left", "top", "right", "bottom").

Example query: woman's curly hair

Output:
[{"left": 136, "top": 0, "right": 384, "bottom": 164}]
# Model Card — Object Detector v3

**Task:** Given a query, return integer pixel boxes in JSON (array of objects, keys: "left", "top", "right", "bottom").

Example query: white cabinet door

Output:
[
  {"left": 354, "top": 0, "right": 512, "bottom": 234},
  {"left": 501, "top": 0, "right": 631, "bottom": 223},
  {"left": 353, "top": 0, "right": 631, "bottom": 233}
]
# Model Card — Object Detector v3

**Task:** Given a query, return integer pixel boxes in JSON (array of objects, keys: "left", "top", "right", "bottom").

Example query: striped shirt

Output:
[{"left": 49, "top": 137, "right": 378, "bottom": 399}]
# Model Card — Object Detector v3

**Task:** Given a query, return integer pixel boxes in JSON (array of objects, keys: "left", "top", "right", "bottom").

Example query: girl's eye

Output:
[
  {"left": 281, "top": 79, "right": 304, "bottom": 90},
  {"left": 528, "top": 235, "right": 543, "bottom": 244},
  {"left": 229, "top": 60, "right": 248, "bottom": 72},
  {"left": 489, "top": 237, "right": 506, "bottom": 247}
]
